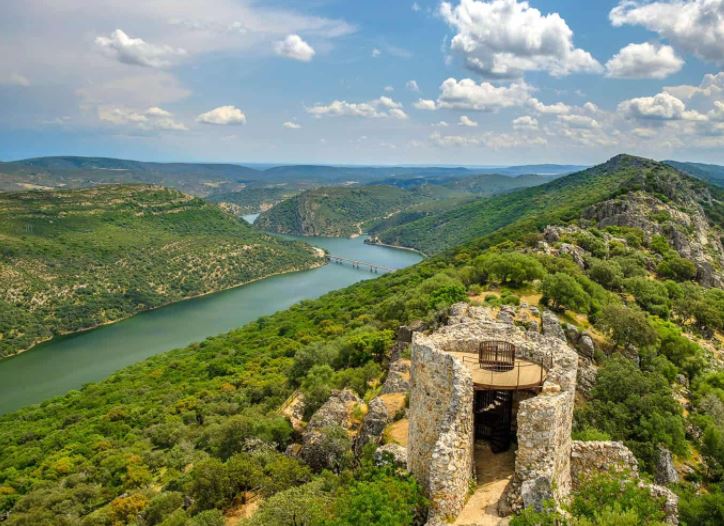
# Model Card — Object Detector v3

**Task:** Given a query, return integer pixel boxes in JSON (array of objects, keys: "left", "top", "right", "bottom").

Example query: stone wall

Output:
[
  {"left": 408, "top": 334, "right": 474, "bottom": 524},
  {"left": 570, "top": 441, "right": 639, "bottom": 488}
]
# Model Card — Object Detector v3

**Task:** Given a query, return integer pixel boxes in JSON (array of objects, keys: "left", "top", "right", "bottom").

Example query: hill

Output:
[
  {"left": 0, "top": 185, "right": 323, "bottom": 357},
  {"left": 255, "top": 185, "right": 428, "bottom": 237},
  {"left": 372, "top": 155, "right": 724, "bottom": 257},
  {"left": 666, "top": 160, "right": 724, "bottom": 187},
  {"left": 0, "top": 155, "right": 721, "bottom": 525}
]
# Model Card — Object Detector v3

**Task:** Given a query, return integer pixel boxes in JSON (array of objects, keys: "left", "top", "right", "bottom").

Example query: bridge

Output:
[{"left": 326, "top": 255, "right": 395, "bottom": 273}]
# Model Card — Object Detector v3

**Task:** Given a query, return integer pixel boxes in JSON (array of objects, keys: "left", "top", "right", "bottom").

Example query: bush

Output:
[
  {"left": 656, "top": 256, "right": 697, "bottom": 282},
  {"left": 624, "top": 278, "right": 671, "bottom": 318},
  {"left": 588, "top": 259, "right": 624, "bottom": 290},
  {"left": 476, "top": 252, "right": 546, "bottom": 287},
  {"left": 597, "top": 305, "right": 657, "bottom": 351},
  {"left": 541, "top": 273, "right": 590, "bottom": 313}
]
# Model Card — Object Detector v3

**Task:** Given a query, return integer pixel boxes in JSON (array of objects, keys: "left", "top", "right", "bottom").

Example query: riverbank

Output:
[
  {"left": 364, "top": 238, "right": 427, "bottom": 257},
  {"left": 3, "top": 257, "right": 327, "bottom": 361}
]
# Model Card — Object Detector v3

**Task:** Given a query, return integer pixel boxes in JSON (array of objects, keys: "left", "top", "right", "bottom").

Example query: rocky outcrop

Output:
[
  {"left": 571, "top": 440, "right": 679, "bottom": 525},
  {"left": 299, "top": 389, "right": 362, "bottom": 471},
  {"left": 541, "top": 309, "right": 566, "bottom": 341},
  {"left": 374, "top": 443, "right": 408, "bottom": 468},
  {"left": 655, "top": 447, "right": 679, "bottom": 485},
  {"left": 382, "top": 359, "right": 412, "bottom": 394},
  {"left": 583, "top": 191, "right": 723, "bottom": 287},
  {"left": 355, "top": 397, "right": 389, "bottom": 453}
]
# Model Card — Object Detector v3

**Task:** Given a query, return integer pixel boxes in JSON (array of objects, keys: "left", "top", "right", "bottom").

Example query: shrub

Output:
[
  {"left": 588, "top": 259, "right": 624, "bottom": 290},
  {"left": 477, "top": 252, "right": 546, "bottom": 287},
  {"left": 656, "top": 256, "right": 697, "bottom": 282},
  {"left": 597, "top": 305, "right": 657, "bottom": 351},
  {"left": 541, "top": 273, "right": 590, "bottom": 313}
]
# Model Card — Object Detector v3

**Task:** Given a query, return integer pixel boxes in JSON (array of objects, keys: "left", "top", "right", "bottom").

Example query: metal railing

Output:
[{"left": 479, "top": 340, "right": 516, "bottom": 371}]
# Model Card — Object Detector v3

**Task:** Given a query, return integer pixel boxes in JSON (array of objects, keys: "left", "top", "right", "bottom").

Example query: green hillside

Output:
[
  {"left": 206, "top": 187, "right": 300, "bottom": 215},
  {"left": 256, "top": 185, "right": 428, "bottom": 237},
  {"left": 375, "top": 155, "right": 724, "bottom": 254},
  {"left": 666, "top": 160, "right": 724, "bottom": 187},
  {"left": 0, "top": 185, "right": 323, "bottom": 357},
  {"left": 0, "top": 156, "right": 722, "bottom": 525}
]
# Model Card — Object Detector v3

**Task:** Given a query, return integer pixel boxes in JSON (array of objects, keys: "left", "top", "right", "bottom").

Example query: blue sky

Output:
[{"left": 0, "top": 0, "right": 723, "bottom": 165}]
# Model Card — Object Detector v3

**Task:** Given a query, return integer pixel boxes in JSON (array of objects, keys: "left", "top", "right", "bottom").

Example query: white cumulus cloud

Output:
[
  {"left": 307, "top": 96, "right": 407, "bottom": 119},
  {"left": 436, "top": 78, "right": 533, "bottom": 111},
  {"left": 512, "top": 115, "right": 538, "bottom": 130},
  {"left": 414, "top": 98, "right": 438, "bottom": 110},
  {"left": 274, "top": 34, "right": 315, "bottom": 62},
  {"left": 406, "top": 80, "right": 420, "bottom": 92},
  {"left": 458, "top": 115, "right": 478, "bottom": 127},
  {"left": 618, "top": 92, "right": 706, "bottom": 121},
  {"left": 98, "top": 106, "right": 187, "bottom": 130},
  {"left": 197, "top": 105, "right": 247, "bottom": 125},
  {"left": 605, "top": 42, "right": 683, "bottom": 79},
  {"left": 527, "top": 98, "right": 571, "bottom": 115},
  {"left": 610, "top": 0, "right": 724, "bottom": 65},
  {"left": 95, "top": 29, "right": 186, "bottom": 68},
  {"left": 283, "top": 121, "right": 301, "bottom": 129},
  {"left": 440, "top": 0, "right": 602, "bottom": 78}
]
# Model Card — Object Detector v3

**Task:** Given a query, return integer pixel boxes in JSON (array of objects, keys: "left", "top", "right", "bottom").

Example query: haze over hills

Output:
[
  {"left": 0, "top": 185, "right": 323, "bottom": 358},
  {"left": 665, "top": 160, "right": 724, "bottom": 187},
  {"left": 0, "top": 154, "right": 722, "bottom": 525}
]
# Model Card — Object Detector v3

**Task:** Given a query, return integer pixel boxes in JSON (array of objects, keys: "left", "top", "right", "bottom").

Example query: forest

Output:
[{"left": 0, "top": 156, "right": 721, "bottom": 525}]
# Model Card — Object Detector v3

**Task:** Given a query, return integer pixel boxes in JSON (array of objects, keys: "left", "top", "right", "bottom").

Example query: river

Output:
[{"left": 0, "top": 225, "right": 422, "bottom": 414}]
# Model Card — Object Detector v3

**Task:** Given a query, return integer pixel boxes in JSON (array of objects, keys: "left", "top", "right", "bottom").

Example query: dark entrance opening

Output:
[{"left": 474, "top": 390, "right": 513, "bottom": 453}]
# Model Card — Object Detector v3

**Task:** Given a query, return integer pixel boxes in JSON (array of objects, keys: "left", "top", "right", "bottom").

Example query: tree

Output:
[
  {"left": 588, "top": 259, "right": 623, "bottom": 290},
  {"left": 188, "top": 458, "right": 232, "bottom": 511},
  {"left": 656, "top": 255, "right": 697, "bottom": 281},
  {"left": 477, "top": 252, "right": 546, "bottom": 287},
  {"left": 597, "top": 305, "right": 657, "bottom": 351},
  {"left": 541, "top": 273, "right": 590, "bottom": 313}
]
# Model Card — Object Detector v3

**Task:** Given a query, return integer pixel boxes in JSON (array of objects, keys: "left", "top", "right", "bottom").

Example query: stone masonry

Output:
[{"left": 407, "top": 304, "right": 579, "bottom": 524}]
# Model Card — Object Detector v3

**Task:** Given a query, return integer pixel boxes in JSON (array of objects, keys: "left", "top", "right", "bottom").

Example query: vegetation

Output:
[
  {"left": 0, "top": 185, "right": 322, "bottom": 357},
  {"left": 256, "top": 185, "right": 429, "bottom": 237},
  {"left": 0, "top": 155, "right": 721, "bottom": 524},
  {"left": 206, "top": 187, "right": 299, "bottom": 215}
]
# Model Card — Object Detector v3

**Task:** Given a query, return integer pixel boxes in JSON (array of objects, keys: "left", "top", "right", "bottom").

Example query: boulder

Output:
[
  {"left": 577, "top": 334, "right": 595, "bottom": 360},
  {"left": 541, "top": 310, "right": 566, "bottom": 341},
  {"left": 374, "top": 443, "right": 408, "bottom": 468},
  {"left": 382, "top": 359, "right": 411, "bottom": 394},
  {"left": 655, "top": 447, "right": 679, "bottom": 485},
  {"left": 355, "top": 397, "right": 389, "bottom": 452}
]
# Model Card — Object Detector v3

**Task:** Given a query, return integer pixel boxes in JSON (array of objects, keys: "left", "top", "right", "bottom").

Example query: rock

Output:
[
  {"left": 520, "top": 477, "right": 553, "bottom": 512},
  {"left": 541, "top": 310, "right": 566, "bottom": 341},
  {"left": 576, "top": 358, "right": 597, "bottom": 396},
  {"left": 543, "top": 225, "right": 562, "bottom": 243},
  {"left": 563, "top": 323, "right": 580, "bottom": 344},
  {"left": 300, "top": 389, "right": 362, "bottom": 471},
  {"left": 570, "top": 441, "right": 639, "bottom": 489},
  {"left": 559, "top": 243, "right": 587, "bottom": 268},
  {"left": 675, "top": 374, "right": 689, "bottom": 388},
  {"left": 646, "top": 483, "right": 679, "bottom": 525},
  {"left": 382, "top": 359, "right": 411, "bottom": 394},
  {"left": 497, "top": 308, "right": 515, "bottom": 324},
  {"left": 397, "top": 320, "right": 425, "bottom": 343},
  {"left": 355, "top": 397, "right": 389, "bottom": 453},
  {"left": 374, "top": 443, "right": 407, "bottom": 468},
  {"left": 577, "top": 334, "right": 595, "bottom": 360},
  {"left": 655, "top": 447, "right": 679, "bottom": 485}
]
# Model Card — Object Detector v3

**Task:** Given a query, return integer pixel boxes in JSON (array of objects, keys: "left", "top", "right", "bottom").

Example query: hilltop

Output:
[
  {"left": 0, "top": 185, "right": 323, "bottom": 357},
  {"left": 0, "top": 155, "right": 721, "bottom": 526}
]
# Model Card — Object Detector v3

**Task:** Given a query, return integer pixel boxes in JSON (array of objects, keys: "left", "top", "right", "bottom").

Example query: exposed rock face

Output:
[
  {"left": 382, "top": 359, "right": 412, "bottom": 394},
  {"left": 355, "top": 396, "right": 389, "bottom": 453},
  {"left": 300, "top": 388, "right": 362, "bottom": 471},
  {"left": 577, "top": 334, "right": 595, "bottom": 360},
  {"left": 571, "top": 441, "right": 679, "bottom": 525},
  {"left": 375, "top": 443, "right": 408, "bottom": 468},
  {"left": 408, "top": 304, "right": 579, "bottom": 523},
  {"left": 570, "top": 441, "right": 639, "bottom": 485},
  {"left": 541, "top": 309, "right": 566, "bottom": 341},
  {"left": 655, "top": 446, "right": 679, "bottom": 485},
  {"left": 583, "top": 191, "right": 723, "bottom": 287}
]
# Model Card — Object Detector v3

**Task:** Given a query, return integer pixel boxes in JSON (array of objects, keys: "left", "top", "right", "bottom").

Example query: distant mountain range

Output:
[
  {"left": 0, "top": 155, "right": 586, "bottom": 196},
  {"left": 665, "top": 160, "right": 724, "bottom": 187}
]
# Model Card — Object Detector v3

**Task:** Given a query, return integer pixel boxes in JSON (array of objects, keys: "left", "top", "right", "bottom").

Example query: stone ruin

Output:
[
  {"left": 405, "top": 303, "right": 679, "bottom": 525},
  {"left": 407, "top": 303, "right": 579, "bottom": 524}
]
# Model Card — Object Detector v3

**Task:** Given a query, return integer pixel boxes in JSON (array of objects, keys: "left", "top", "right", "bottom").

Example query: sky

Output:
[{"left": 0, "top": 0, "right": 723, "bottom": 166}]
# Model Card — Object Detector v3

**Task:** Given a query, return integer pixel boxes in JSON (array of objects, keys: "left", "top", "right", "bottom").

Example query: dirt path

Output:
[{"left": 452, "top": 442, "right": 515, "bottom": 526}]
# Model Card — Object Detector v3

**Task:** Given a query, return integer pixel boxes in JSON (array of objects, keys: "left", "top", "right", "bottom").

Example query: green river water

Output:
[{"left": 0, "top": 223, "right": 422, "bottom": 414}]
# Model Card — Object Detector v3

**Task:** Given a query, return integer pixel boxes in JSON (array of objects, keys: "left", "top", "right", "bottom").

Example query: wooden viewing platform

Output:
[
  {"left": 326, "top": 255, "right": 395, "bottom": 273},
  {"left": 448, "top": 340, "right": 548, "bottom": 391}
]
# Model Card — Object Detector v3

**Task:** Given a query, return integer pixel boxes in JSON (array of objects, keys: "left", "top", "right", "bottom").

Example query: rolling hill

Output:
[
  {"left": 665, "top": 160, "right": 724, "bottom": 187},
  {"left": 0, "top": 185, "right": 323, "bottom": 357}
]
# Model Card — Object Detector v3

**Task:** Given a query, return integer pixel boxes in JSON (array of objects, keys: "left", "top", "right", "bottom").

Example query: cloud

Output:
[
  {"left": 274, "top": 34, "right": 315, "bottom": 62},
  {"left": 436, "top": 78, "right": 533, "bottom": 111},
  {"left": 406, "top": 80, "right": 420, "bottom": 92},
  {"left": 197, "top": 105, "right": 247, "bottom": 125},
  {"left": 557, "top": 114, "right": 600, "bottom": 129},
  {"left": 605, "top": 42, "right": 683, "bottom": 79},
  {"left": 372, "top": 48, "right": 382, "bottom": 58},
  {"left": 384, "top": 85, "right": 394, "bottom": 92},
  {"left": 440, "top": 0, "right": 602, "bottom": 78},
  {"left": 527, "top": 98, "right": 571, "bottom": 115},
  {"left": 430, "top": 130, "right": 546, "bottom": 149},
  {"left": 512, "top": 115, "right": 538, "bottom": 130},
  {"left": 0, "top": 72, "right": 30, "bottom": 86},
  {"left": 412, "top": 2, "right": 422, "bottom": 12},
  {"left": 307, "top": 96, "right": 407, "bottom": 119},
  {"left": 664, "top": 72, "right": 724, "bottom": 100},
  {"left": 414, "top": 98, "right": 438, "bottom": 110},
  {"left": 95, "top": 29, "right": 186, "bottom": 68},
  {"left": 618, "top": 92, "right": 706, "bottom": 121},
  {"left": 98, "top": 106, "right": 187, "bottom": 130},
  {"left": 458, "top": 115, "right": 478, "bottom": 127},
  {"left": 283, "top": 121, "right": 301, "bottom": 129},
  {"left": 610, "top": 0, "right": 724, "bottom": 65}
]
